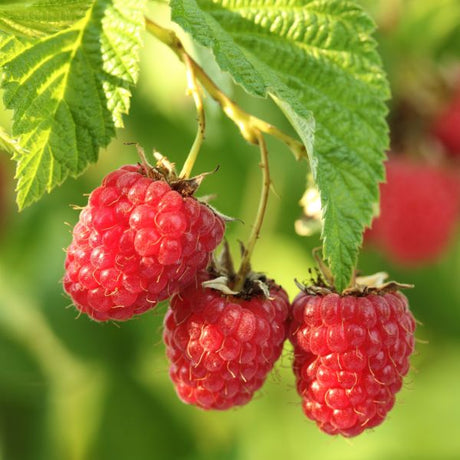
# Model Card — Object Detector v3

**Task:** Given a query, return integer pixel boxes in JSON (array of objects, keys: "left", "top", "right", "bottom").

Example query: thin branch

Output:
[
  {"left": 145, "top": 17, "right": 308, "bottom": 161},
  {"left": 234, "top": 132, "right": 271, "bottom": 291},
  {"left": 180, "top": 53, "right": 206, "bottom": 178}
]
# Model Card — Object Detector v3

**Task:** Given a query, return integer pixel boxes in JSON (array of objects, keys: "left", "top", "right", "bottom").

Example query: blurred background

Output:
[{"left": 1, "top": 0, "right": 460, "bottom": 459}]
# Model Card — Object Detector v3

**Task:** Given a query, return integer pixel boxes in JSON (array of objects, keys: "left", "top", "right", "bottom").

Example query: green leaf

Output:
[
  {"left": 0, "top": 126, "right": 22, "bottom": 156},
  {"left": 0, "top": 0, "right": 147, "bottom": 209},
  {"left": 0, "top": 0, "right": 92, "bottom": 37},
  {"left": 171, "top": 0, "right": 390, "bottom": 292}
]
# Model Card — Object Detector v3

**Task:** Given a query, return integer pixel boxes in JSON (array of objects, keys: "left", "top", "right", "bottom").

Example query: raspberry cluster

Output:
[
  {"left": 63, "top": 165, "right": 225, "bottom": 321},
  {"left": 163, "top": 275, "right": 290, "bottom": 410},
  {"left": 290, "top": 290, "right": 416, "bottom": 437},
  {"left": 62, "top": 164, "right": 418, "bottom": 436}
]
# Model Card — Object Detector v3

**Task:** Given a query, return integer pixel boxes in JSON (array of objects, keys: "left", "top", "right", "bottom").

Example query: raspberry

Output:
[
  {"left": 365, "top": 157, "right": 460, "bottom": 265},
  {"left": 289, "top": 290, "right": 416, "bottom": 437},
  {"left": 63, "top": 165, "right": 225, "bottom": 321},
  {"left": 432, "top": 91, "right": 460, "bottom": 157},
  {"left": 163, "top": 275, "right": 290, "bottom": 410}
]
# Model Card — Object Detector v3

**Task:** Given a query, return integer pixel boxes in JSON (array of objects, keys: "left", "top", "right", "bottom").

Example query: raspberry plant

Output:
[
  {"left": 0, "top": 0, "right": 391, "bottom": 293},
  {"left": 0, "top": 0, "right": 422, "bottom": 439}
]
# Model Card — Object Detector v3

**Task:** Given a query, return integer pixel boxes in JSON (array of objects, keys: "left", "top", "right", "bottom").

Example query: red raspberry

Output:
[
  {"left": 163, "top": 275, "right": 290, "bottom": 410},
  {"left": 63, "top": 165, "right": 225, "bottom": 321},
  {"left": 365, "top": 157, "right": 460, "bottom": 265},
  {"left": 432, "top": 91, "right": 460, "bottom": 157},
  {"left": 290, "top": 290, "right": 416, "bottom": 437}
]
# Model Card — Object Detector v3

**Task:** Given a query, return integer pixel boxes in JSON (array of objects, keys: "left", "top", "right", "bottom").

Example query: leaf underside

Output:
[
  {"left": 0, "top": 0, "right": 146, "bottom": 209},
  {"left": 170, "top": 0, "right": 390, "bottom": 292}
]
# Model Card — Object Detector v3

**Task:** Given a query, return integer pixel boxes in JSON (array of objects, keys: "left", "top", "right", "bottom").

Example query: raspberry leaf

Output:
[
  {"left": 0, "top": 0, "right": 146, "bottom": 209},
  {"left": 0, "top": 0, "right": 91, "bottom": 38},
  {"left": 170, "top": 0, "right": 390, "bottom": 292},
  {"left": 0, "top": 127, "right": 22, "bottom": 157}
]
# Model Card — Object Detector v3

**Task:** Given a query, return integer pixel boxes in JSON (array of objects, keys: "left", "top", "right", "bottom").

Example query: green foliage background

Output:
[{"left": 0, "top": 1, "right": 460, "bottom": 459}]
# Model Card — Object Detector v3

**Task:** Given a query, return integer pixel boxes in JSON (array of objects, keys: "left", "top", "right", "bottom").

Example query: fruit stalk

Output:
[
  {"left": 144, "top": 17, "right": 307, "bottom": 161},
  {"left": 234, "top": 132, "right": 271, "bottom": 291},
  {"left": 180, "top": 53, "right": 206, "bottom": 178}
]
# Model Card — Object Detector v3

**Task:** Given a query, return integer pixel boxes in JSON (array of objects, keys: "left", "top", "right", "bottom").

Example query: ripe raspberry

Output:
[
  {"left": 290, "top": 290, "right": 416, "bottom": 437},
  {"left": 432, "top": 91, "right": 460, "bottom": 157},
  {"left": 163, "top": 275, "right": 290, "bottom": 410},
  {"left": 365, "top": 157, "right": 460, "bottom": 265},
  {"left": 63, "top": 165, "right": 225, "bottom": 321}
]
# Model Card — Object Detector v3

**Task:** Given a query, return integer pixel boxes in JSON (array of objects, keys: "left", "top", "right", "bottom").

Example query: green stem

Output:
[
  {"left": 180, "top": 53, "right": 206, "bottom": 178},
  {"left": 144, "top": 17, "right": 307, "bottom": 160},
  {"left": 234, "top": 132, "right": 271, "bottom": 291}
]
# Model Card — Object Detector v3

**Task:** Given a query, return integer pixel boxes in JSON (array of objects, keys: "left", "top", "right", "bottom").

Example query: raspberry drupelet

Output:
[
  {"left": 290, "top": 290, "right": 416, "bottom": 437},
  {"left": 63, "top": 165, "right": 225, "bottom": 321},
  {"left": 163, "top": 274, "right": 290, "bottom": 410}
]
